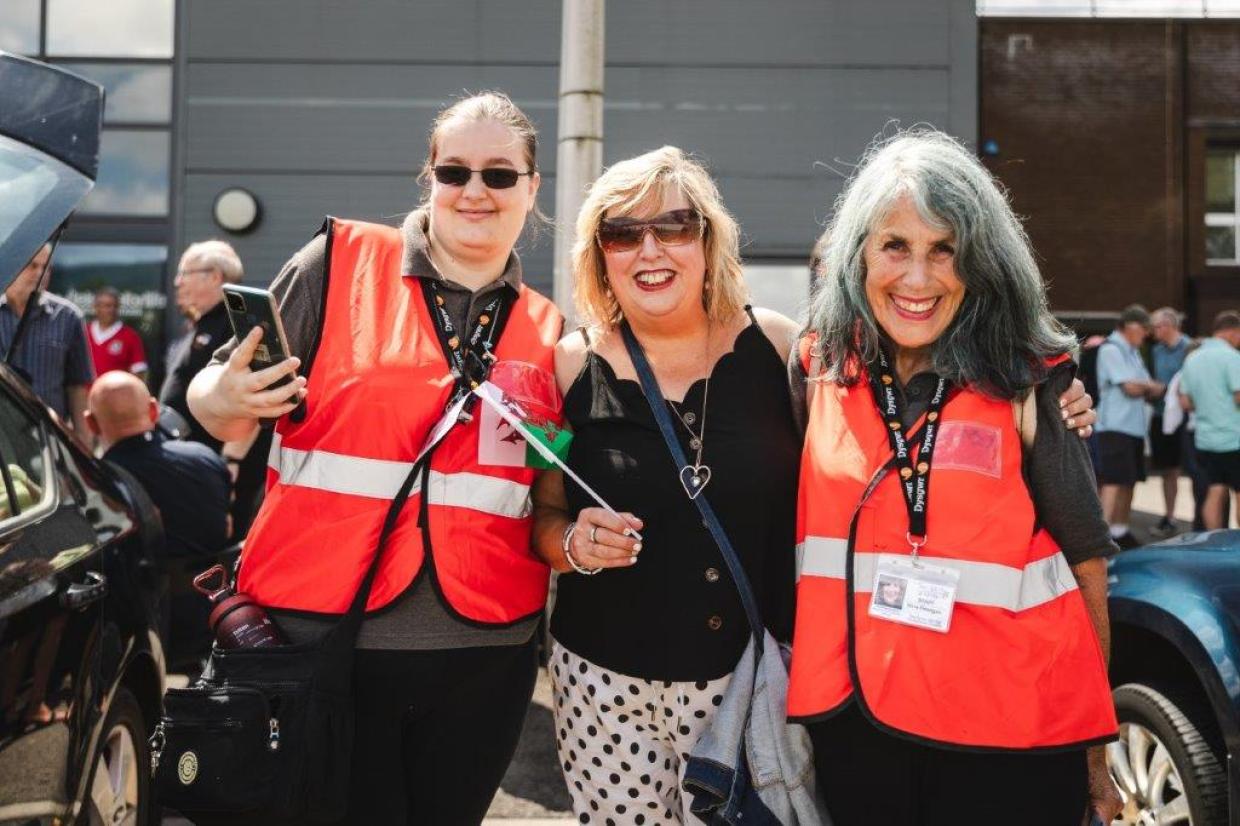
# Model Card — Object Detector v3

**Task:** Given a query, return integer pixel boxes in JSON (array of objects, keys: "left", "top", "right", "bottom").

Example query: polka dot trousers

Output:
[{"left": 549, "top": 639, "right": 732, "bottom": 826}]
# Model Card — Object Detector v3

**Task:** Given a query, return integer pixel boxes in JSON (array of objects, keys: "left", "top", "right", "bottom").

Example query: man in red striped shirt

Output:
[{"left": 88, "top": 287, "right": 147, "bottom": 382}]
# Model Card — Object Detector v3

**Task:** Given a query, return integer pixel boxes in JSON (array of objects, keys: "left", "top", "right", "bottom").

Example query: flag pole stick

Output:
[{"left": 473, "top": 383, "right": 642, "bottom": 540}]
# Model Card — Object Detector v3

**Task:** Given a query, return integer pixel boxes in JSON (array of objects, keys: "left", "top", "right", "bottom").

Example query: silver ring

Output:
[{"left": 589, "top": 525, "right": 599, "bottom": 544}]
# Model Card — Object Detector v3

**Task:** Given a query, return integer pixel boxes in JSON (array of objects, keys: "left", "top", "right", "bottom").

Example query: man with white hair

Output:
[
  {"left": 159, "top": 240, "right": 243, "bottom": 452},
  {"left": 1148, "top": 307, "right": 1192, "bottom": 535}
]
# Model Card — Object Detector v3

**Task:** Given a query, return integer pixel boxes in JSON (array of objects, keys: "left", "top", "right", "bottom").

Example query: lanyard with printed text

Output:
[
  {"left": 420, "top": 278, "right": 513, "bottom": 413},
  {"left": 866, "top": 349, "right": 948, "bottom": 556}
]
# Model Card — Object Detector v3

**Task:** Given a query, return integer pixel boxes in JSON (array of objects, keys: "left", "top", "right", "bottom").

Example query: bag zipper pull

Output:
[
  {"left": 149, "top": 721, "right": 165, "bottom": 776},
  {"left": 268, "top": 717, "right": 281, "bottom": 751}
]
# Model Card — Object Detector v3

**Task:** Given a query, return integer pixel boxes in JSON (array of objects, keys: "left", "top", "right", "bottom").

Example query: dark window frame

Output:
[{"left": 1187, "top": 128, "right": 1240, "bottom": 277}]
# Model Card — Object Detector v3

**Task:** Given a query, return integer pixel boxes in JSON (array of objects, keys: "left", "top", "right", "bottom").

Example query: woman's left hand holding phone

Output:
[{"left": 213, "top": 327, "right": 307, "bottom": 420}]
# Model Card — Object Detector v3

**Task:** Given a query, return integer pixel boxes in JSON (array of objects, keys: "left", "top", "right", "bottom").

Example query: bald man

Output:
[
  {"left": 90, "top": 371, "right": 231, "bottom": 665},
  {"left": 88, "top": 371, "right": 230, "bottom": 557}
]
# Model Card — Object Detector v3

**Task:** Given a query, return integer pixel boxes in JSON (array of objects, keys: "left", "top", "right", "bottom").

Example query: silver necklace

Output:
[{"left": 668, "top": 330, "right": 712, "bottom": 499}]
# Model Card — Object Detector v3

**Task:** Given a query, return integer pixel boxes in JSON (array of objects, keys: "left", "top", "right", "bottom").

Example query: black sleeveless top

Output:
[{"left": 550, "top": 318, "right": 800, "bottom": 682}]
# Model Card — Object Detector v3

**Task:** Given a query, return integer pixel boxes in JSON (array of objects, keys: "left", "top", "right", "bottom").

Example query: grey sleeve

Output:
[
  {"left": 787, "top": 346, "right": 809, "bottom": 439},
  {"left": 211, "top": 232, "right": 327, "bottom": 366},
  {"left": 1027, "top": 368, "right": 1119, "bottom": 564}
]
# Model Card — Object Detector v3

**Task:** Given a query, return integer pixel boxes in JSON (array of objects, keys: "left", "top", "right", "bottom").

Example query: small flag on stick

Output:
[{"left": 473, "top": 380, "right": 641, "bottom": 540}]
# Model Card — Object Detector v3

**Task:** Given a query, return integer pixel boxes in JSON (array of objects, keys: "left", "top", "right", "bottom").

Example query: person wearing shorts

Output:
[
  {"left": 1096, "top": 306, "right": 1164, "bottom": 548},
  {"left": 1148, "top": 308, "right": 1191, "bottom": 535},
  {"left": 1179, "top": 311, "right": 1240, "bottom": 530}
]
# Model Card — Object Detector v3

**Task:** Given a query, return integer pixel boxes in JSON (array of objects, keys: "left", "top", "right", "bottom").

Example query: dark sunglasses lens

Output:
[
  {"left": 652, "top": 221, "right": 700, "bottom": 246},
  {"left": 479, "top": 168, "right": 521, "bottom": 189},
  {"left": 433, "top": 165, "right": 471, "bottom": 186},
  {"left": 597, "top": 224, "right": 645, "bottom": 252}
]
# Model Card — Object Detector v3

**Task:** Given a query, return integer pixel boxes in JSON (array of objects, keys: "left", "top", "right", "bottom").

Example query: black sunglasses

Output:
[
  {"left": 596, "top": 209, "right": 705, "bottom": 253},
  {"left": 432, "top": 165, "right": 535, "bottom": 190}
]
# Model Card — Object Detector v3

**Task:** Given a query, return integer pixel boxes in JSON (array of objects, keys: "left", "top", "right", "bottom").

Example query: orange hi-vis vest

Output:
[
  {"left": 786, "top": 341, "right": 1117, "bottom": 750},
  {"left": 238, "top": 218, "right": 563, "bottom": 622}
]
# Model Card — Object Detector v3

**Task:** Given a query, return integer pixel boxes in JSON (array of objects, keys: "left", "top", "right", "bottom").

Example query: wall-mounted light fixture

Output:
[{"left": 213, "top": 188, "right": 261, "bottom": 234}]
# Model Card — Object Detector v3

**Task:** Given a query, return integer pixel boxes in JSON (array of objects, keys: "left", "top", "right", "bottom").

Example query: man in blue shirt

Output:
[
  {"left": 1178, "top": 311, "right": 1240, "bottom": 530},
  {"left": 1148, "top": 307, "right": 1192, "bottom": 535},
  {"left": 1096, "top": 305, "right": 1163, "bottom": 548},
  {"left": 0, "top": 244, "right": 94, "bottom": 433}
]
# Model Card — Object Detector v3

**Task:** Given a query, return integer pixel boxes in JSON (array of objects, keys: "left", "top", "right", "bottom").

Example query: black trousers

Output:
[
  {"left": 341, "top": 638, "right": 538, "bottom": 825},
  {"left": 808, "top": 704, "right": 1089, "bottom": 826}
]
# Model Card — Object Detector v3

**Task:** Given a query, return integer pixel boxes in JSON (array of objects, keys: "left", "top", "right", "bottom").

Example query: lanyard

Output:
[
  {"left": 866, "top": 349, "right": 948, "bottom": 556},
  {"left": 419, "top": 278, "right": 513, "bottom": 412}
]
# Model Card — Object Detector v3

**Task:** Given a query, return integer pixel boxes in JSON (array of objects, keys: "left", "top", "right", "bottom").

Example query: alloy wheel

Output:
[
  {"left": 1107, "top": 721, "right": 1193, "bottom": 825},
  {"left": 87, "top": 721, "right": 140, "bottom": 826}
]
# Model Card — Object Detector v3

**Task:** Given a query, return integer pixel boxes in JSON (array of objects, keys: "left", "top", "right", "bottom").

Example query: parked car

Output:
[
  {"left": 0, "top": 51, "right": 167, "bottom": 826},
  {"left": 0, "top": 361, "right": 166, "bottom": 825},
  {"left": 1106, "top": 530, "right": 1240, "bottom": 825}
]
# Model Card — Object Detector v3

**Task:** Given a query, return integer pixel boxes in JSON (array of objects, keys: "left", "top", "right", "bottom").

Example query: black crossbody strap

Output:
[
  {"left": 619, "top": 322, "right": 764, "bottom": 648},
  {"left": 340, "top": 449, "right": 429, "bottom": 621}
]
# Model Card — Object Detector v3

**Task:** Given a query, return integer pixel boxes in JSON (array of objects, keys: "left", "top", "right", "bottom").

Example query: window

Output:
[
  {"left": 50, "top": 243, "right": 170, "bottom": 379},
  {"left": 0, "top": 393, "right": 53, "bottom": 526},
  {"left": 57, "top": 63, "right": 173, "bottom": 125},
  {"left": 13, "top": 1, "right": 175, "bottom": 218},
  {"left": 46, "top": 0, "right": 173, "bottom": 59},
  {"left": 0, "top": 0, "right": 40, "bottom": 53},
  {"left": 78, "top": 131, "right": 171, "bottom": 216},
  {"left": 1206, "top": 149, "right": 1239, "bottom": 265}
]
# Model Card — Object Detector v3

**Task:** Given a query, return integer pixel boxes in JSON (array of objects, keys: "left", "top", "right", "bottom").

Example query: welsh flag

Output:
[
  {"left": 474, "top": 363, "right": 571, "bottom": 470},
  {"left": 474, "top": 366, "right": 639, "bottom": 536}
]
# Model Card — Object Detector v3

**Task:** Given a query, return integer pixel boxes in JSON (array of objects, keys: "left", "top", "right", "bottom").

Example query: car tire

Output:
[
  {"left": 84, "top": 685, "right": 152, "bottom": 826},
  {"left": 1109, "top": 682, "right": 1227, "bottom": 825}
]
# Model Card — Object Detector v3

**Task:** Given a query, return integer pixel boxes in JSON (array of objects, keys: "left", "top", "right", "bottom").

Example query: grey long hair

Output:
[{"left": 807, "top": 129, "right": 1075, "bottom": 400}]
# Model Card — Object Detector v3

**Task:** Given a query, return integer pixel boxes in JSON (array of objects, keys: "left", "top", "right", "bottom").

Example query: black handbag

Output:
[{"left": 150, "top": 454, "right": 424, "bottom": 825}]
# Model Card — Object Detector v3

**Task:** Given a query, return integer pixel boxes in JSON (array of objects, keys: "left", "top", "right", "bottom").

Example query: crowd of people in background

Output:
[
  {"left": 0, "top": 237, "right": 267, "bottom": 667},
  {"left": 1088, "top": 303, "right": 1240, "bottom": 544}
]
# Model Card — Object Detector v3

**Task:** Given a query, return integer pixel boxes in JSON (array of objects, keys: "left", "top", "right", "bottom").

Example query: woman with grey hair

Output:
[{"left": 786, "top": 130, "right": 1122, "bottom": 825}]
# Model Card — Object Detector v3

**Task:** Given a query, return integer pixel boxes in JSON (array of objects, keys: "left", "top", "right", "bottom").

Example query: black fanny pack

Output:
[{"left": 151, "top": 456, "right": 424, "bottom": 824}]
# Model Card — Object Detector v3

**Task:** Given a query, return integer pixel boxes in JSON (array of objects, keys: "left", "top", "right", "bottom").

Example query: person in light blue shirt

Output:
[
  {"left": 1178, "top": 310, "right": 1240, "bottom": 529},
  {"left": 1148, "top": 307, "right": 1192, "bottom": 535},
  {"left": 1096, "top": 305, "right": 1163, "bottom": 548}
]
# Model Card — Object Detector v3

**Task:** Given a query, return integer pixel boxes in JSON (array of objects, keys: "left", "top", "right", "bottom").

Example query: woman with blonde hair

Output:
[
  {"left": 189, "top": 91, "right": 560, "bottom": 825},
  {"left": 531, "top": 145, "right": 803, "bottom": 823}
]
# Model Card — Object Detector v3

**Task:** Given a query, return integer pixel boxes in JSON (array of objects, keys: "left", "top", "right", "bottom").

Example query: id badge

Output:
[{"left": 868, "top": 554, "right": 961, "bottom": 633}]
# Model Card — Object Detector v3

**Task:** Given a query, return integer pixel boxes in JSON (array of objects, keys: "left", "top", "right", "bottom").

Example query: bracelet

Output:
[{"left": 561, "top": 521, "right": 602, "bottom": 576}]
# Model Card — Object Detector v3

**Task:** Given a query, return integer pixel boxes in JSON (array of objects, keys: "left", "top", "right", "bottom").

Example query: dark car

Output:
[
  {"left": 1106, "top": 530, "right": 1240, "bottom": 825},
  {"left": 0, "top": 52, "right": 166, "bottom": 825},
  {"left": 0, "top": 361, "right": 166, "bottom": 825}
]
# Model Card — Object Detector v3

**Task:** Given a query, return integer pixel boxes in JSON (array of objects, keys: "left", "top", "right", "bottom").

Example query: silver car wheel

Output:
[
  {"left": 1107, "top": 721, "right": 1193, "bottom": 825},
  {"left": 87, "top": 721, "right": 140, "bottom": 826}
]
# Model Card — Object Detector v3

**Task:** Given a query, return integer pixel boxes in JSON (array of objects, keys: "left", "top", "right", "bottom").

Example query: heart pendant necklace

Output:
[{"left": 670, "top": 333, "right": 712, "bottom": 500}]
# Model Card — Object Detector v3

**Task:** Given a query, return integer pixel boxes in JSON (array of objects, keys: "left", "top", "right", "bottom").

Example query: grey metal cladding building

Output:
[{"left": 175, "top": 0, "right": 978, "bottom": 301}]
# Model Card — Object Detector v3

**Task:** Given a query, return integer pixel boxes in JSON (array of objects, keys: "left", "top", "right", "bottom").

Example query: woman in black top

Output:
[{"left": 531, "top": 146, "right": 802, "bottom": 824}]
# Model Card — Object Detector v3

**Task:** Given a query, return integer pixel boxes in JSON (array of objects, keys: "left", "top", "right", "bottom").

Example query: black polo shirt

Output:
[
  {"left": 159, "top": 300, "right": 231, "bottom": 452},
  {"left": 104, "top": 429, "right": 230, "bottom": 557}
]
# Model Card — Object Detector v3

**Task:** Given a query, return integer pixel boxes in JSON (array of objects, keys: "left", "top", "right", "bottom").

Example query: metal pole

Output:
[{"left": 553, "top": 0, "right": 604, "bottom": 320}]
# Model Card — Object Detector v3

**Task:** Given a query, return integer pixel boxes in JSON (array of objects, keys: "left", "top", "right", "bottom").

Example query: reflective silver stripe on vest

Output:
[
  {"left": 796, "top": 535, "right": 1078, "bottom": 612},
  {"left": 268, "top": 434, "right": 532, "bottom": 518}
]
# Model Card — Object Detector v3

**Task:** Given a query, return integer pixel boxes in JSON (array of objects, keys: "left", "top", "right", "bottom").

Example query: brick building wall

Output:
[{"left": 981, "top": 18, "right": 1240, "bottom": 334}]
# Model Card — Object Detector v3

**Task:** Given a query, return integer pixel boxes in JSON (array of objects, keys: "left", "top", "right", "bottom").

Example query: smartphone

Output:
[{"left": 221, "top": 285, "right": 293, "bottom": 388}]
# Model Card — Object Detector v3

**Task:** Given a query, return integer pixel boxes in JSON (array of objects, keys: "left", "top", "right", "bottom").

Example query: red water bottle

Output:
[{"left": 192, "top": 565, "right": 287, "bottom": 649}]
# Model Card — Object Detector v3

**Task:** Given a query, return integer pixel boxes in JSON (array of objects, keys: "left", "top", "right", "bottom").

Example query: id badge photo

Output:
[{"left": 868, "top": 554, "right": 961, "bottom": 633}]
